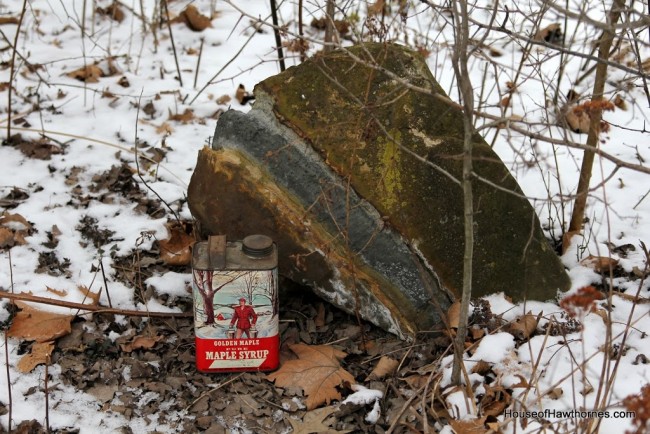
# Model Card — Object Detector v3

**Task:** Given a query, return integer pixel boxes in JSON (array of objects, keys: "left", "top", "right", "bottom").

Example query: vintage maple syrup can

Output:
[{"left": 191, "top": 234, "right": 279, "bottom": 372}]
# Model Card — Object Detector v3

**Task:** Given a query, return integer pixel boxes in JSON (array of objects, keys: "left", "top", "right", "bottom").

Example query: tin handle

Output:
[{"left": 207, "top": 235, "right": 227, "bottom": 269}]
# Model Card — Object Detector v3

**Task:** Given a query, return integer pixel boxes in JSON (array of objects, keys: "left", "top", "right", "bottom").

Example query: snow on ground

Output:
[{"left": 0, "top": 0, "right": 649, "bottom": 432}]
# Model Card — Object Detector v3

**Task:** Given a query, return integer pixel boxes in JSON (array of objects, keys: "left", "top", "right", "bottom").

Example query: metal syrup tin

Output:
[{"left": 191, "top": 235, "right": 279, "bottom": 372}]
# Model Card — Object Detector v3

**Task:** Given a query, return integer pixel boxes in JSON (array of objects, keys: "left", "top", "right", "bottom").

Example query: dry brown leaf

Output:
[
  {"left": 0, "top": 212, "right": 31, "bottom": 229},
  {"left": 447, "top": 301, "right": 461, "bottom": 328},
  {"left": 470, "top": 327, "right": 485, "bottom": 340},
  {"left": 46, "top": 286, "right": 68, "bottom": 297},
  {"left": 159, "top": 223, "right": 195, "bottom": 266},
  {"left": 267, "top": 344, "right": 355, "bottom": 410},
  {"left": 471, "top": 360, "right": 491, "bottom": 375},
  {"left": 168, "top": 108, "right": 195, "bottom": 124},
  {"left": 367, "top": 0, "right": 387, "bottom": 15},
  {"left": 178, "top": 5, "right": 212, "bottom": 31},
  {"left": 564, "top": 105, "right": 591, "bottom": 133},
  {"left": 448, "top": 416, "right": 488, "bottom": 434},
  {"left": 367, "top": 356, "right": 399, "bottom": 380},
  {"left": 8, "top": 302, "right": 73, "bottom": 343},
  {"left": 479, "top": 384, "right": 511, "bottom": 417},
  {"left": 507, "top": 312, "right": 540, "bottom": 340},
  {"left": 17, "top": 341, "right": 55, "bottom": 373},
  {"left": 216, "top": 94, "right": 232, "bottom": 105},
  {"left": 156, "top": 122, "right": 174, "bottom": 135},
  {"left": 66, "top": 65, "right": 104, "bottom": 83},
  {"left": 76, "top": 285, "right": 100, "bottom": 305},
  {"left": 287, "top": 406, "right": 350, "bottom": 434},
  {"left": 96, "top": 2, "right": 125, "bottom": 22},
  {"left": 546, "top": 387, "right": 563, "bottom": 399},
  {"left": 510, "top": 374, "right": 530, "bottom": 389},
  {"left": 402, "top": 374, "right": 428, "bottom": 390},
  {"left": 120, "top": 335, "right": 163, "bottom": 352},
  {"left": 235, "top": 84, "right": 253, "bottom": 105},
  {"left": 0, "top": 227, "right": 14, "bottom": 248},
  {"left": 580, "top": 255, "right": 619, "bottom": 273}
]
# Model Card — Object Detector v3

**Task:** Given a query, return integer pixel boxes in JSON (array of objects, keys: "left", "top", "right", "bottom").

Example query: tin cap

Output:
[{"left": 242, "top": 234, "right": 274, "bottom": 258}]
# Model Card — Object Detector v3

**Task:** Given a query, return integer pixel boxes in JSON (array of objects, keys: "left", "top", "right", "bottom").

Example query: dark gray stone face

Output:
[{"left": 188, "top": 42, "right": 570, "bottom": 339}]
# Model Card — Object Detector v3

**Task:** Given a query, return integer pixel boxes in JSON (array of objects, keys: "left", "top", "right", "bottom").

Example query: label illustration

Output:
[{"left": 192, "top": 267, "right": 279, "bottom": 372}]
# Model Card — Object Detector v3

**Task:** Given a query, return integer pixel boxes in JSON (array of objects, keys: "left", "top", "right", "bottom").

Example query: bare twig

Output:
[
  {"left": 161, "top": 0, "right": 183, "bottom": 87},
  {"left": 0, "top": 291, "right": 192, "bottom": 318},
  {"left": 269, "top": 0, "right": 286, "bottom": 71},
  {"left": 6, "top": 0, "right": 28, "bottom": 140}
]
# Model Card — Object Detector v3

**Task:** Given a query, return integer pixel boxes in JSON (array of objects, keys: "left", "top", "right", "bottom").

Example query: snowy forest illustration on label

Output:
[{"left": 192, "top": 268, "right": 278, "bottom": 339}]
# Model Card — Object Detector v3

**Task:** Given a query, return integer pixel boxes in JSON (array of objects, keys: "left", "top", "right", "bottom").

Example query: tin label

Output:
[{"left": 192, "top": 267, "right": 279, "bottom": 372}]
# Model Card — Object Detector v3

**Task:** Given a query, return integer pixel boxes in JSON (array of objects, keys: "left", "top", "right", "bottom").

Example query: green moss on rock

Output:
[{"left": 256, "top": 42, "right": 570, "bottom": 300}]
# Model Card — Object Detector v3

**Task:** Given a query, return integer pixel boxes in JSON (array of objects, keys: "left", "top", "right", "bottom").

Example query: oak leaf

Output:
[
  {"left": 7, "top": 302, "right": 73, "bottom": 343},
  {"left": 76, "top": 284, "right": 100, "bottom": 305},
  {"left": 17, "top": 341, "right": 55, "bottom": 373},
  {"left": 267, "top": 344, "right": 355, "bottom": 410}
]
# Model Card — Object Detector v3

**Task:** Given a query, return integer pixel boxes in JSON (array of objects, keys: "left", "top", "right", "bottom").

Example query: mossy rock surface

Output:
[{"left": 256, "top": 42, "right": 569, "bottom": 300}]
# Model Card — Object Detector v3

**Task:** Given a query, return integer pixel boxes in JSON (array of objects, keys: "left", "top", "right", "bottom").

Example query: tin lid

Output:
[{"left": 242, "top": 234, "right": 274, "bottom": 258}]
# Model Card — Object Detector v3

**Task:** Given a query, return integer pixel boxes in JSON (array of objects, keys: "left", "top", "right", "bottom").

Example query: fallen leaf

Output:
[
  {"left": 0, "top": 227, "right": 14, "bottom": 248},
  {"left": 506, "top": 312, "right": 540, "bottom": 340},
  {"left": 470, "top": 327, "right": 485, "bottom": 340},
  {"left": 509, "top": 374, "right": 530, "bottom": 389},
  {"left": 471, "top": 360, "right": 491, "bottom": 375},
  {"left": 236, "top": 84, "right": 254, "bottom": 105},
  {"left": 216, "top": 94, "right": 232, "bottom": 105},
  {"left": 177, "top": 5, "right": 212, "bottom": 31},
  {"left": 76, "top": 285, "right": 100, "bottom": 305},
  {"left": 565, "top": 105, "right": 591, "bottom": 133},
  {"left": 580, "top": 255, "right": 619, "bottom": 273},
  {"left": 8, "top": 302, "right": 73, "bottom": 343},
  {"left": 156, "top": 122, "right": 174, "bottom": 135},
  {"left": 448, "top": 416, "right": 488, "bottom": 434},
  {"left": 96, "top": 2, "right": 125, "bottom": 22},
  {"left": 287, "top": 406, "right": 350, "bottom": 434},
  {"left": 17, "top": 341, "right": 54, "bottom": 373},
  {"left": 546, "top": 387, "right": 563, "bottom": 399},
  {"left": 367, "top": 356, "right": 399, "bottom": 380},
  {"left": 168, "top": 108, "right": 195, "bottom": 123},
  {"left": 159, "top": 222, "right": 195, "bottom": 266},
  {"left": 267, "top": 344, "right": 355, "bottom": 410},
  {"left": 479, "top": 383, "right": 511, "bottom": 417},
  {"left": 86, "top": 384, "right": 118, "bottom": 403},
  {"left": 46, "top": 286, "right": 68, "bottom": 297},
  {"left": 66, "top": 65, "right": 104, "bottom": 83},
  {"left": 120, "top": 334, "right": 163, "bottom": 352}
]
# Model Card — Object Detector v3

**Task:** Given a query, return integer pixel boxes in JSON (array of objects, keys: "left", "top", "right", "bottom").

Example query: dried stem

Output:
[
  {"left": 0, "top": 290, "right": 192, "bottom": 318},
  {"left": 269, "top": 0, "right": 286, "bottom": 71},
  {"left": 6, "top": 0, "right": 28, "bottom": 140}
]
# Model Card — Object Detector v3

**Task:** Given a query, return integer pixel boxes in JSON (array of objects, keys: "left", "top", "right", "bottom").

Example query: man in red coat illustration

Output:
[{"left": 229, "top": 298, "right": 257, "bottom": 338}]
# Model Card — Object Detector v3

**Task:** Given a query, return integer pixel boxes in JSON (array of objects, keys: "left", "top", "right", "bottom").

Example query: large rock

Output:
[{"left": 188, "top": 43, "right": 570, "bottom": 339}]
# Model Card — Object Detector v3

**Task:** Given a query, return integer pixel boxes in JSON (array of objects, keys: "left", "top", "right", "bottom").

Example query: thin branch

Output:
[{"left": 0, "top": 290, "right": 192, "bottom": 318}]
